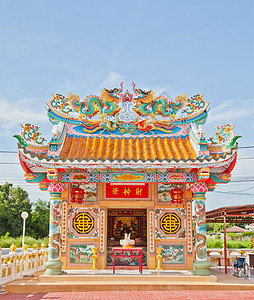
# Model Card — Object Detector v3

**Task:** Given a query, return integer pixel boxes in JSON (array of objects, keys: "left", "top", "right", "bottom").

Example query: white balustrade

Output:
[
  {"left": 0, "top": 243, "right": 48, "bottom": 286},
  {"left": 207, "top": 248, "right": 254, "bottom": 267}
]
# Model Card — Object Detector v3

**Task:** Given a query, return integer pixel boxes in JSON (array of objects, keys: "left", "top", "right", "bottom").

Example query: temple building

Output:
[{"left": 14, "top": 83, "right": 240, "bottom": 276}]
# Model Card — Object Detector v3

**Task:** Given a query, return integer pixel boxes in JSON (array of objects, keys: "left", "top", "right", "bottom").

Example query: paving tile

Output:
[{"left": 1, "top": 291, "right": 254, "bottom": 300}]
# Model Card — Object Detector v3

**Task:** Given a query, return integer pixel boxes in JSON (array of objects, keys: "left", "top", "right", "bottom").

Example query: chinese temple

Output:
[{"left": 14, "top": 83, "right": 240, "bottom": 276}]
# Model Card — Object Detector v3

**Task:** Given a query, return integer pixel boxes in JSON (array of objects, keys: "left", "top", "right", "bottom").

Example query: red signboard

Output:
[{"left": 106, "top": 184, "right": 149, "bottom": 199}]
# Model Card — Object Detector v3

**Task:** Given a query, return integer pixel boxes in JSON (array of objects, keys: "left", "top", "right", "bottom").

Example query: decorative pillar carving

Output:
[
  {"left": 191, "top": 182, "right": 211, "bottom": 276},
  {"left": 99, "top": 208, "right": 106, "bottom": 254},
  {"left": 61, "top": 199, "right": 68, "bottom": 255},
  {"left": 44, "top": 182, "right": 65, "bottom": 275},
  {"left": 186, "top": 190, "right": 193, "bottom": 256},
  {"left": 149, "top": 208, "right": 155, "bottom": 255},
  {"left": 61, "top": 186, "right": 68, "bottom": 257}
]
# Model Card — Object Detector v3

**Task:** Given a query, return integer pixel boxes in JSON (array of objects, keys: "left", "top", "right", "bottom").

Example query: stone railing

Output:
[
  {"left": 207, "top": 248, "right": 254, "bottom": 266},
  {"left": 0, "top": 243, "right": 48, "bottom": 285}
]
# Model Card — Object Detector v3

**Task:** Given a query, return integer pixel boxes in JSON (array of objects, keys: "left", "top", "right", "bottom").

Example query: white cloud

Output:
[
  {"left": 65, "top": 81, "right": 71, "bottom": 92},
  {"left": 207, "top": 99, "right": 254, "bottom": 123},
  {"left": 100, "top": 72, "right": 124, "bottom": 88},
  {"left": 0, "top": 97, "right": 48, "bottom": 135},
  {"left": 152, "top": 84, "right": 178, "bottom": 100}
]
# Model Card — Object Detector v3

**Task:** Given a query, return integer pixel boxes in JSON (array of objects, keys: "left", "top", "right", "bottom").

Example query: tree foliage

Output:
[
  {"left": 206, "top": 222, "right": 246, "bottom": 233},
  {"left": 0, "top": 183, "right": 49, "bottom": 238},
  {"left": 0, "top": 183, "right": 32, "bottom": 237},
  {"left": 30, "top": 199, "right": 50, "bottom": 238}
]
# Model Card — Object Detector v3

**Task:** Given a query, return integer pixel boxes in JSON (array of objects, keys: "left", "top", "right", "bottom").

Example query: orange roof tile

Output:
[{"left": 59, "top": 135, "right": 197, "bottom": 162}]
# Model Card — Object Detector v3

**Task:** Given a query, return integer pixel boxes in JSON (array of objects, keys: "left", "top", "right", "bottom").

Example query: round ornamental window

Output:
[
  {"left": 160, "top": 213, "right": 181, "bottom": 234},
  {"left": 73, "top": 213, "right": 94, "bottom": 234}
]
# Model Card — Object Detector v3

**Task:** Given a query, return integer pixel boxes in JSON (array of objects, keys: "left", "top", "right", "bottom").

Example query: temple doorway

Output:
[{"left": 106, "top": 208, "right": 147, "bottom": 267}]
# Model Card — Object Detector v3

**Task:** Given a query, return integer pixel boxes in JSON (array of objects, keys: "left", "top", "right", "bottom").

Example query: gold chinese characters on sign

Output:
[{"left": 105, "top": 184, "right": 149, "bottom": 199}]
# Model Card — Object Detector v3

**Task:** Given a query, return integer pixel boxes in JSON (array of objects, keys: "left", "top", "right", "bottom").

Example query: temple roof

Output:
[
  {"left": 18, "top": 127, "right": 238, "bottom": 171},
  {"left": 14, "top": 83, "right": 240, "bottom": 173}
]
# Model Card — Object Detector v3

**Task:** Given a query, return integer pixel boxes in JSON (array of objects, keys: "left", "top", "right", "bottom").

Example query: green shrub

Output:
[
  {"left": 226, "top": 239, "right": 253, "bottom": 249},
  {"left": 207, "top": 236, "right": 253, "bottom": 249},
  {"left": 241, "top": 232, "right": 254, "bottom": 237},
  {"left": 226, "top": 232, "right": 254, "bottom": 238},
  {"left": 0, "top": 235, "right": 48, "bottom": 248},
  {"left": 207, "top": 237, "right": 223, "bottom": 248},
  {"left": 0, "top": 236, "right": 17, "bottom": 248}
]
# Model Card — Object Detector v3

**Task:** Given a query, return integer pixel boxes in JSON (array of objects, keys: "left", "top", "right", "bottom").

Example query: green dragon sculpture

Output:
[
  {"left": 132, "top": 82, "right": 187, "bottom": 118},
  {"left": 101, "top": 82, "right": 123, "bottom": 116},
  {"left": 67, "top": 93, "right": 104, "bottom": 118},
  {"left": 131, "top": 82, "right": 155, "bottom": 116},
  {"left": 151, "top": 94, "right": 188, "bottom": 117}
]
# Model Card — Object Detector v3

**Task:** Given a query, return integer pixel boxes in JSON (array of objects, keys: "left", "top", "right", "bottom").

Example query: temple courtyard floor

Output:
[
  {"left": 1, "top": 268, "right": 254, "bottom": 299},
  {"left": 0, "top": 290, "right": 254, "bottom": 300}
]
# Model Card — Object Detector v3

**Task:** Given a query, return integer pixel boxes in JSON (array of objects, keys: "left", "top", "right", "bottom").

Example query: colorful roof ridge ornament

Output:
[
  {"left": 183, "top": 94, "right": 205, "bottom": 114},
  {"left": 50, "top": 93, "right": 73, "bottom": 114},
  {"left": 67, "top": 92, "right": 105, "bottom": 118},
  {"left": 209, "top": 124, "right": 241, "bottom": 149},
  {"left": 17, "top": 123, "right": 46, "bottom": 145},
  {"left": 46, "top": 82, "right": 210, "bottom": 135}
]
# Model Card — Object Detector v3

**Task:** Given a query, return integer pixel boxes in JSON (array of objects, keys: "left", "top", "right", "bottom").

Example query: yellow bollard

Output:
[
  {"left": 91, "top": 247, "right": 98, "bottom": 270},
  {"left": 10, "top": 244, "right": 17, "bottom": 252},
  {"left": 33, "top": 243, "right": 38, "bottom": 251},
  {"left": 156, "top": 247, "right": 163, "bottom": 271},
  {"left": 41, "top": 243, "right": 46, "bottom": 249}
]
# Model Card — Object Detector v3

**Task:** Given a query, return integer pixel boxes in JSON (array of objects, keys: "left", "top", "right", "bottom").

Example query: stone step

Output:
[
  {"left": 39, "top": 274, "right": 217, "bottom": 282},
  {"left": 5, "top": 280, "right": 254, "bottom": 294}
]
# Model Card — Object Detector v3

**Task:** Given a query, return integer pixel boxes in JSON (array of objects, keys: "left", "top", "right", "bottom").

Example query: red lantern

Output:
[
  {"left": 71, "top": 187, "right": 84, "bottom": 204},
  {"left": 170, "top": 188, "right": 184, "bottom": 205}
]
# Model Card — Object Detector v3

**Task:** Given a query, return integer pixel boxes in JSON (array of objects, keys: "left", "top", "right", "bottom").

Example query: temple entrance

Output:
[{"left": 107, "top": 208, "right": 147, "bottom": 267}]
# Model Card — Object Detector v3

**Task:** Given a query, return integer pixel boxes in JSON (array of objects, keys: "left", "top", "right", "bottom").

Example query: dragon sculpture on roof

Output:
[{"left": 46, "top": 82, "right": 210, "bottom": 135}]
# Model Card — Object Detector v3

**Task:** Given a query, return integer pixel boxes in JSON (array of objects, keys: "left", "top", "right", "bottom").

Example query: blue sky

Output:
[{"left": 0, "top": 0, "right": 253, "bottom": 210}]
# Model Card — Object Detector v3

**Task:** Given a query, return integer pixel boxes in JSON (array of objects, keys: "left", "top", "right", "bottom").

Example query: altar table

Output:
[{"left": 113, "top": 247, "right": 143, "bottom": 274}]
